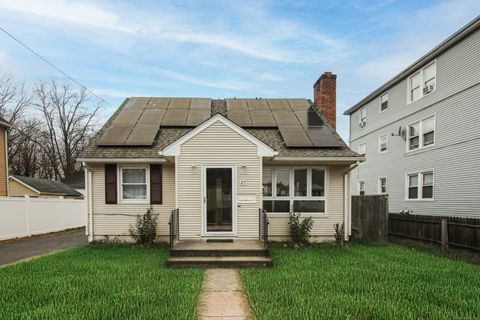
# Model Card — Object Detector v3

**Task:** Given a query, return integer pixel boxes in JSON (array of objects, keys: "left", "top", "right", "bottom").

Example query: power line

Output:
[{"left": 0, "top": 25, "right": 114, "bottom": 108}]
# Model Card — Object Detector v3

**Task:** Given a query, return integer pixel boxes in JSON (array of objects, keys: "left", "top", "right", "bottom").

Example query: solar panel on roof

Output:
[
  {"left": 125, "top": 124, "right": 159, "bottom": 146},
  {"left": 112, "top": 109, "right": 143, "bottom": 125},
  {"left": 272, "top": 111, "right": 300, "bottom": 126},
  {"left": 250, "top": 111, "right": 277, "bottom": 127},
  {"left": 247, "top": 99, "right": 269, "bottom": 111},
  {"left": 162, "top": 110, "right": 188, "bottom": 126},
  {"left": 306, "top": 127, "right": 343, "bottom": 147},
  {"left": 168, "top": 98, "right": 191, "bottom": 109},
  {"left": 96, "top": 125, "right": 133, "bottom": 146},
  {"left": 186, "top": 110, "right": 211, "bottom": 126},
  {"left": 267, "top": 99, "right": 291, "bottom": 111},
  {"left": 137, "top": 109, "right": 166, "bottom": 126},
  {"left": 190, "top": 98, "right": 211, "bottom": 110},
  {"left": 279, "top": 126, "right": 313, "bottom": 147},
  {"left": 147, "top": 98, "right": 170, "bottom": 109},
  {"left": 226, "top": 99, "right": 248, "bottom": 110},
  {"left": 123, "top": 97, "right": 150, "bottom": 109},
  {"left": 287, "top": 98, "right": 310, "bottom": 111},
  {"left": 227, "top": 111, "right": 252, "bottom": 126},
  {"left": 295, "top": 110, "right": 324, "bottom": 128}
]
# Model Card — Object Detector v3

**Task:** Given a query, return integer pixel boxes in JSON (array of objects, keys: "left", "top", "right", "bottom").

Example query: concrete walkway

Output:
[
  {"left": 0, "top": 228, "right": 87, "bottom": 266},
  {"left": 197, "top": 269, "right": 251, "bottom": 320}
]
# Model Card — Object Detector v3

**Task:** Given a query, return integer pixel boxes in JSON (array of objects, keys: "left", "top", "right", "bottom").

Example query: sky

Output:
[{"left": 0, "top": 0, "right": 479, "bottom": 141}]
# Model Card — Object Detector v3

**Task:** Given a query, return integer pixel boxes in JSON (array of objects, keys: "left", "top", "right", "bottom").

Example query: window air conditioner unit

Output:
[
  {"left": 423, "top": 84, "right": 435, "bottom": 94},
  {"left": 359, "top": 120, "right": 366, "bottom": 128}
]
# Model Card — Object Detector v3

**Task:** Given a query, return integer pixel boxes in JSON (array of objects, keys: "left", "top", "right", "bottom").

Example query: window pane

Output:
[
  {"left": 123, "top": 169, "right": 146, "bottom": 183},
  {"left": 423, "top": 131, "right": 434, "bottom": 146},
  {"left": 360, "top": 108, "right": 366, "bottom": 119},
  {"left": 294, "top": 169, "right": 307, "bottom": 196},
  {"left": 409, "top": 136, "right": 419, "bottom": 150},
  {"left": 424, "top": 63, "right": 436, "bottom": 82},
  {"left": 409, "top": 175, "right": 418, "bottom": 187},
  {"left": 294, "top": 200, "right": 325, "bottom": 213},
  {"left": 262, "top": 169, "right": 272, "bottom": 196},
  {"left": 409, "top": 123, "right": 419, "bottom": 137},
  {"left": 311, "top": 169, "right": 325, "bottom": 197},
  {"left": 410, "top": 73, "right": 421, "bottom": 88},
  {"left": 358, "top": 144, "right": 366, "bottom": 156},
  {"left": 276, "top": 169, "right": 290, "bottom": 196},
  {"left": 359, "top": 181, "right": 365, "bottom": 196},
  {"left": 380, "top": 178, "right": 387, "bottom": 193},
  {"left": 408, "top": 187, "right": 418, "bottom": 199},
  {"left": 423, "top": 173, "right": 433, "bottom": 186},
  {"left": 422, "top": 186, "right": 433, "bottom": 199},
  {"left": 379, "top": 135, "right": 387, "bottom": 152},
  {"left": 380, "top": 93, "right": 388, "bottom": 111},
  {"left": 123, "top": 185, "right": 147, "bottom": 200},
  {"left": 263, "top": 200, "right": 290, "bottom": 213},
  {"left": 423, "top": 117, "right": 435, "bottom": 133}
]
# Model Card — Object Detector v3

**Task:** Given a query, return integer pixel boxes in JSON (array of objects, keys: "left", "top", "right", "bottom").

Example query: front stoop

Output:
[{"left": 166, "top": 240, "right": 272, "bottom": 268}]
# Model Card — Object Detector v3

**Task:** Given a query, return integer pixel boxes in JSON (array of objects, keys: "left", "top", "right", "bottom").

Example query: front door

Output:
[{"left": 203, "top": 166, "right": 235, "bottom": 235}]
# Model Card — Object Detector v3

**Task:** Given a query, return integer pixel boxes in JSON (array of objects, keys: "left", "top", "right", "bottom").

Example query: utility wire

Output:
[{"left": 0, "top": 25, "right": 114, "bottom": 108}]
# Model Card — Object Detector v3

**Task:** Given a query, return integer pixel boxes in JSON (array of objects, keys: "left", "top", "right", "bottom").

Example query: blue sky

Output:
[{"left": 0, "top": 0, "right": 479, "bottom": 140}]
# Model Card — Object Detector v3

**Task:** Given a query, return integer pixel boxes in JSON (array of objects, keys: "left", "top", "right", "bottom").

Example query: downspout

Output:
[{"left": 343, "top": 162, "right": 360, "bottom": 241}]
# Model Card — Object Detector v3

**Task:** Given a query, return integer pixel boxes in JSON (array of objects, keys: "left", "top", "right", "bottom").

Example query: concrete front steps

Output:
[{"left": 166, "top": 240, "right": 272, "bottom": 268}]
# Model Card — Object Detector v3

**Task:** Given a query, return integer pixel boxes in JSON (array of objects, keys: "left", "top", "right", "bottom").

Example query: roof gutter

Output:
[
  {"left": 344, "top": 16, "right": 480, "bottom": 115},
  {"left": 271, "top": 156, "right": 365, "bottom": 162},
  {"left": 77, "top": 157, "right": 167, "bottom": 163}
]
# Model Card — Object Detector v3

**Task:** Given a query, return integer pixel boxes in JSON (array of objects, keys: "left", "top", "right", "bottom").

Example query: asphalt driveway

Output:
[{"left": 0, "top": 228, "right": 87, "bottom": 266}]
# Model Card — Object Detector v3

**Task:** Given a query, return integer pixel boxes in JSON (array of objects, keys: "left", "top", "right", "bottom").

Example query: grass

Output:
[
  {"left": 240, "top": 243, "right": 480, "bottom": 320},
  {"left": 0, "top": 244, "right": 203, "bottom": 320}
]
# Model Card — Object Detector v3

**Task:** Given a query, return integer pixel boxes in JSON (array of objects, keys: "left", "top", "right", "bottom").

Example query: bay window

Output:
[
  {"left": 120, "top": 167, "right": 148, "bottom": 202},
  {"left": 407, "top": 115, "right": 435, "bottom": 151},
  {"left": 407, "top": 171, "right": 434, "bottom": 200},
  {"left": 263, "top": 167, "right": 326, "bottom": 214}
]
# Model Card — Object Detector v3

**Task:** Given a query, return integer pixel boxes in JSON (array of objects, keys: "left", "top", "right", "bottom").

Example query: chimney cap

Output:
[{"left": 313, "top": 71, "right": 337, "bottom": 88}]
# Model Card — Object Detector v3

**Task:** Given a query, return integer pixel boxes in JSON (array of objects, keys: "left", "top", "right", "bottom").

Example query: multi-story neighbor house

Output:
[{"left": 345, "top": 16, "right": 480, "bottom": 217}]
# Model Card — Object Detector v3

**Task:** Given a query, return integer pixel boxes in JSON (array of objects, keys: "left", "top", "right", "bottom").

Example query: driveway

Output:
[{"left": 0, "top": 228, "right": 88, "bottom": 266}]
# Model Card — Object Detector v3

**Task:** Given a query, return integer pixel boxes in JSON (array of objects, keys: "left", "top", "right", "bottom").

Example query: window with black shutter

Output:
[
  {"left": 150, "top": 164, "right": 163, "bottom": 204},
  {"left": 105, "top": 164, "right": 117, "bottom": 204}
]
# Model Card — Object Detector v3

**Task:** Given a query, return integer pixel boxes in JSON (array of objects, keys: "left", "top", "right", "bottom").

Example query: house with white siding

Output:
[
  {"left": 78, "top": 72, "right": 362, "bottom": 253},
  {"left": 345, "top": 16, "right": 480, "bottom": 218}
]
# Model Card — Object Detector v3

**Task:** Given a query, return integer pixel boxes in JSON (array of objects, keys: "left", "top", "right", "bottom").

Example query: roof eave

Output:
[{"left": 344, "top": 15, "right": 480, "bottom": 115}]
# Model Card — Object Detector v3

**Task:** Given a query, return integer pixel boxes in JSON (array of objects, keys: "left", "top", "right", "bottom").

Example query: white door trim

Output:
[{"left": 201, "top": 165, "right": 237, "bottom": 237}]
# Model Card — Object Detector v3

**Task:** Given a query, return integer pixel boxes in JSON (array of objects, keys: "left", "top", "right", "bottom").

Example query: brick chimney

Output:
[{"left": 313, "top": 72, "right": 337, "bottom": 129}]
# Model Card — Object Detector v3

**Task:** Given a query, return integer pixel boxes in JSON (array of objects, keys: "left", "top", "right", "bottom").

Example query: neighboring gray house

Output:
[{"left": 344, "top": 16, "right": 480, "bottom": 217}]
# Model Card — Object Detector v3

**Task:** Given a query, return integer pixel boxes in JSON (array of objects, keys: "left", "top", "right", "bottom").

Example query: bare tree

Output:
[{"left": 33, "top": 79, "right": 100, "bottom": 180}]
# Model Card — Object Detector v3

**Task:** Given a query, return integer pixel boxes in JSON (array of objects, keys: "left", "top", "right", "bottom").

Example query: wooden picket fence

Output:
[{"left": 351, "top": 195, "right": 389, "bottom": 243}]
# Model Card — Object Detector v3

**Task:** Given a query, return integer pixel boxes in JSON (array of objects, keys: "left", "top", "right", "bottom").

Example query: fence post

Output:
[
  {"left": 441, "top": 218, "right": 448, "bottom": 253},
  {"left": 25, "top": 195, "right": 31, "bottom": 237}
]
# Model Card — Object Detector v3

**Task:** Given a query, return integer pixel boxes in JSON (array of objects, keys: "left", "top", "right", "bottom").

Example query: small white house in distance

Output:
[
  {"left": 344, "top": 16, "right": 480, "bottom": 218},
  {"left": 78, "top": 72, "right": 363, "bottom": 243}
]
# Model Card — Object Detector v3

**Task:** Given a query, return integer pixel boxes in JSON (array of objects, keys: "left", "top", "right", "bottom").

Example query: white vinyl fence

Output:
[{"left": 0, "top": 196, "right": 86, "bottom": 240}]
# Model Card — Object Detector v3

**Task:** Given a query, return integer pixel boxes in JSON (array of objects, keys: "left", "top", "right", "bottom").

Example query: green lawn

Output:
[
  {"left": 240, "top": 244, "right": 480, "bottom": 320},
  {"left": 0, "top": 244, "right": 203, "bottom": 320}
]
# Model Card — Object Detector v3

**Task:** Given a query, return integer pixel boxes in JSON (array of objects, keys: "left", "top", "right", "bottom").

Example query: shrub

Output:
[
  {"left": 289, "top": 210, "right": 314, "bottom": 245},
  {"left": 129, "top": 209, "right": 159, "bottom": 246}
]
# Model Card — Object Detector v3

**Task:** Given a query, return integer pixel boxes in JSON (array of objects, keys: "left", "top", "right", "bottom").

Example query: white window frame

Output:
[
  {"left": 406, "top": 114, "right": 436, "bottom": 153},
  {"left": 378, "top": 134, "right": 388, "bottom": 154},
  {"left": 405, "top": 170, "right": 434, "bottom": 201},
  {"left": 407, "top": 60, "right": 436, "bottom": 104},
  {"left": 379, "top": 92, "right": 388, "bottom": 113},
  {"left": 358, "top": 180, "right": 365, "bottom": 196},
  {"left": 358, "top": 143, "right": 366, "bottom": 165},
  {"left": 359, "top": 108, "right": 367, "bottom": 127},
  {"left": 263, "top": 166, "right": 328, "bottom": 216},
  {"left": 378, "top": 177, "right": 387, "bottom": 194},
  {"left": 119, "top": 165, "right": 150, "bottom": 204}
]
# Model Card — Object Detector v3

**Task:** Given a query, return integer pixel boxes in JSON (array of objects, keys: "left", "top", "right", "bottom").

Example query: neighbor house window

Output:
[
  {"left": 262, "top": 168, "right": 273, "bottom": 196},
  {"left": 378, "top": 134, "right": 388, "bottom": 153},
  {"left": 120, "top": 167, "right": 148, "bottom": 202},
  {"left": 358, "top": 143, "right": 366, "bottom": 164},
  {"left": 359, "top": 108, "right": 367, "bottom": 127},
  {"left": 263, "top": 167, "right": 326, "bottom": 214},
  {"left": 408, "top": 61, "right": 436, "bottom": 103},
  {"left": 407, "top": 115, "right": 435, "bottom": 151},
  {"left": 358, "top": 180, "right": 365, "bottom": 196},
  {"left": 407, "top": 171, "right": 434, "bottom": 200},
  {"left": 379, "top": 177, "right": 387, "bottom": 194},
  {"left": 380, "top": 93, "right": 388, "bottom": 112}
]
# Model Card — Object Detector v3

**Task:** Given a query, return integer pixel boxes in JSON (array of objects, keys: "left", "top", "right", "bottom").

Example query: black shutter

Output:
[
  {"left": 105, "top": 164, "right": 117, "bottom": 204},
  {"left": 150, "top": 164, "right": 162, "bottom": 205}
]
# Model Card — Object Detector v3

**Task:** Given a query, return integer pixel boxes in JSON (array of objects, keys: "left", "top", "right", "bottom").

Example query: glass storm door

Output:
[{"left": 205, "top": 167, "right": 233, "bottom": 232}]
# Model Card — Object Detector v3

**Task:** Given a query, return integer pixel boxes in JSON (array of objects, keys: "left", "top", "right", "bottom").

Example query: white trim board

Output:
[{"left": 160, "top": 114, "right": 277, "bottom": 157}]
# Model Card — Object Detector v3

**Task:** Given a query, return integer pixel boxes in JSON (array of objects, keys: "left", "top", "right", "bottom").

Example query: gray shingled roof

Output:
[
  {"left": 62, "top": 172, "right": 85, "bottom": 189},
  {"left": 0, "top": 116, "right": 10, "bottom": 128},
  {"left": 12, "top": 175, "right": 83, "bottom": 197},
  {"left": 80, "top": 99, "right": 359, "bottom": 159}
]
